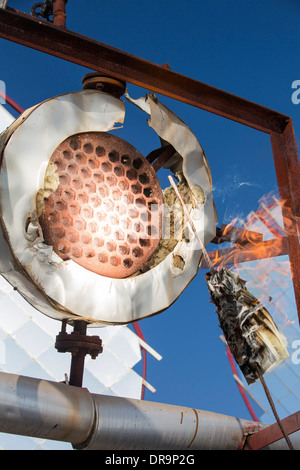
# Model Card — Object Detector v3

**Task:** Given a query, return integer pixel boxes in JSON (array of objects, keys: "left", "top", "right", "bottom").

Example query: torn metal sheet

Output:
[
  {"left": 0, "top": 89, "right": 216, "bottom": 326},
  {"left": 205, "top": 268, "right": 289, "bottom": 384}
]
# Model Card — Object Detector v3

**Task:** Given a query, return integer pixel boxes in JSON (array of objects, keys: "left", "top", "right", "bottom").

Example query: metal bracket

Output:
[{"left": 31, "top": 1, "right": 54, "bottom": 21}]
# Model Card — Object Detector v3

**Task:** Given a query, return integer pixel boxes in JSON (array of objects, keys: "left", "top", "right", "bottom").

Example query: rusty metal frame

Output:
[
  {"left": 3, "top": 6, "right": 296, "bottom": 316},
  {"left": 0, "top": 6, "right": 299, "bottom": 450},
  {"left": 244, "top": 410, "right": 300, "bottom": 449}
]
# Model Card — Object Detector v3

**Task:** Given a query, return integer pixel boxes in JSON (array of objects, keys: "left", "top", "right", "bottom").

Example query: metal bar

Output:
[
  {"left": 68, "top": 320, "right": 88, "bottom": 387},
  {"left": 271, "top": 122, "right": 300, "bottom": 325},
  {"left": 152, "top": 146, "right": 177, "bottom": 172},
  {"left": 0, "top": 7, "right": 289, "bottom": 134},
  {"left": 245, "top": 410, "right": 300, "bottom": 450},
  {"left": 202, "top": 236, "right": 289, "bottom": 269}
]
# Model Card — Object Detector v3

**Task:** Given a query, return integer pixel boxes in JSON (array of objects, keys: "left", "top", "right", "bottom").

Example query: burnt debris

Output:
[{"left": 205, "top": 267, "right": 288, "bottom": 385}]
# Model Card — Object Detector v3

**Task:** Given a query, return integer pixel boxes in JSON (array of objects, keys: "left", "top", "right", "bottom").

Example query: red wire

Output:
[
  {"left": 226, "top": 346, "right": 260, "bottom": 422},
  {"left": 132, "top": 321, "right": 147, "bottom": 400},
  {"left": 0, "top": 91, "right": 24, "bottom": 115}
]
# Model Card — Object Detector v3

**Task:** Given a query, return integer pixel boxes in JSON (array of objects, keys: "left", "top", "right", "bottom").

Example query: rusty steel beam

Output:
[
  {"left": 0, "top": 7, "right": 289, "bottom": 134},
  {"left": 244, "top": 410, "right": 300, "bottom": 450},
  {"left": 270, "top": 122, "right": 300, "bottom": 323}
]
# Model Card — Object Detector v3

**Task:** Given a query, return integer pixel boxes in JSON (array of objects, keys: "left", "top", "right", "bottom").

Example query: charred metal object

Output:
[{"left": 205, "top": 268, "right": 288, "bottom": 385}]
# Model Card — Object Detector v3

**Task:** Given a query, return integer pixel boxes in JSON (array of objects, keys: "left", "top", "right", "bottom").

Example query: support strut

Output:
[{"left": 55, "top": 320, "right": 103, "bottom": 387}]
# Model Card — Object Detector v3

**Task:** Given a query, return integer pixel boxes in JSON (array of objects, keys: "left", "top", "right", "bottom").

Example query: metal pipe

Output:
[
  {"left": 52, "top": 0, "right": 67, "bottom": 28},
  {"left": 0, "top": 371, "right": 258, "bottom": 449},
  {"left": 74, "top": 394, "right": 260, "bottom": 450},
  {"left": 69, "top": 320, "right": 88, "bottom": 388},
  {"left": 0, "top": 372, "right": 94, "bottom": 445},
  {"left": 0, "top": 372, "right": 299, "bottom": 450}
]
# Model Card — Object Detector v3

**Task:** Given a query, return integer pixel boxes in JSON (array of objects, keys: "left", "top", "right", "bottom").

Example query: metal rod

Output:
[
  {"left": 256, "top": 365, "right": 294, "bottom": 450},
  {"left": 151, "top": 145, "right": 177, "bottom": 172},
  {"left": 55, "top": 320, "right": 102, "bottom": 388},
  {"left": 69, "top": 320, "right": 87, "bottom": 387}
]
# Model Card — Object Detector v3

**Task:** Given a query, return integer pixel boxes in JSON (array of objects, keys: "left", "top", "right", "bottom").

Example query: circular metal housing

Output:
[
  {"left": 0, "top": 90, "right": 216, "bottom": 326},
  {"left": 39, "top": 132, "right": 163, "bottom": 279}
]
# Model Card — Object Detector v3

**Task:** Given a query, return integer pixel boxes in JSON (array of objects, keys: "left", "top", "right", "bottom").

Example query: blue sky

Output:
[{"left": 1, "top": 0, "right": 300, "bottom": 422}]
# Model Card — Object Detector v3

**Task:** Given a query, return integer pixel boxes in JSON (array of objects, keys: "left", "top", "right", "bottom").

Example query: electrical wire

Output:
[{"left": 0, "top": 91, "right": 24, "bottom": 115}]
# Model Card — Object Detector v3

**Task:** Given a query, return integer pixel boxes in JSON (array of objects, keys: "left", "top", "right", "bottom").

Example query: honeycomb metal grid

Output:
[{"left": 39, "top": 132, "right": 163, "bottom": 279}]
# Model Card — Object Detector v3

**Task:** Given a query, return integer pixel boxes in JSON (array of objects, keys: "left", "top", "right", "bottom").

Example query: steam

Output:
[{"left": 212, "top": 166, "right": 261, "bottom": 224}]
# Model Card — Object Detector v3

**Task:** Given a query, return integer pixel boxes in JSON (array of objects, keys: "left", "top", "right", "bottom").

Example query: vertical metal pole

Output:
[
  {"left": 69, "top": 320, "right": 88, "bottom": 387},
  {"left": 270, "top": 120, "right": 300, "bottom": 326},
  {"left": 53, "top": 0, "right": 67, "bottom": 28}
]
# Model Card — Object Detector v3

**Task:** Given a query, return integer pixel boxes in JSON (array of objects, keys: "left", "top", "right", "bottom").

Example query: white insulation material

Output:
[{"left": 0, "top": 90, "right": 216, "bottom": 326}]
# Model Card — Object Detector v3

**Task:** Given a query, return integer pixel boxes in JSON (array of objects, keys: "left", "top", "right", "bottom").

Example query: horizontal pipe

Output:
[
  {"left": 0, "top": 7, "right": 289, "bottom": 134},
  {"left": 0, "top": 372, "right": 95, "bottom": 445},
  {"left": 0, "top": 372, "right": 261, "bottom": 450},
  {"left": 0, "top": 372, "right": 298, "bottom": 450},
  {"left": 75, "top": 394, "right": 260, "bottom": 450}
]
